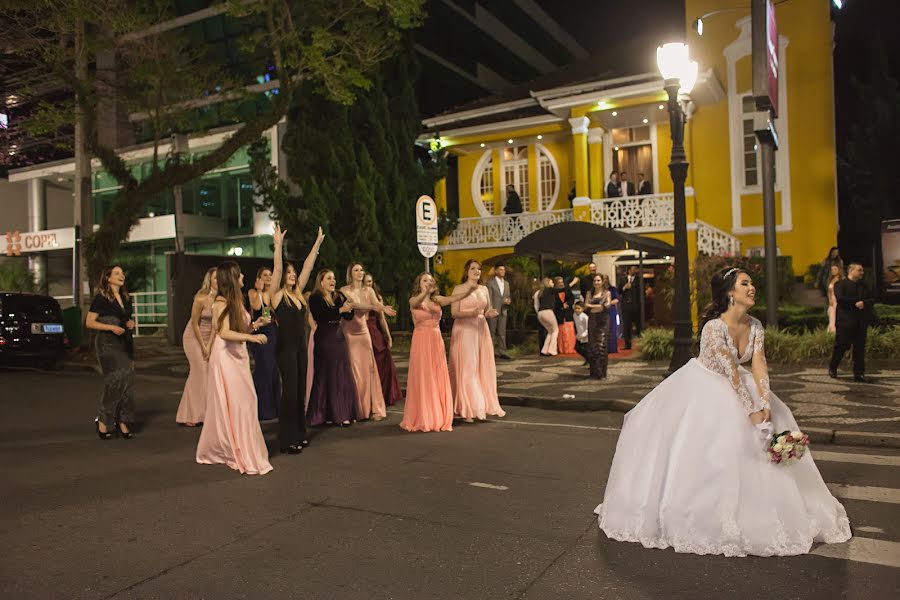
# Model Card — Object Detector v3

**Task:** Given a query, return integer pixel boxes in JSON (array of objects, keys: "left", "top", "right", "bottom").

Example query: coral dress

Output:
[
  {"left": 400, "top": 302, "right": 454, "bottom": 432},
  {"left": 196, "top": 310, "right": 273, "bottom": 475},
  {"left": 177, "top": 304, "right": 212, "bottom": 424},
  {"left": 367, "top": 312, "right": 404, "bottom": 406},
  {"left": 449, "top": 287, "right": 505, "bottom": 420},
  {"left": 342, "top": 308, "right": 387, "bottom": 420}
]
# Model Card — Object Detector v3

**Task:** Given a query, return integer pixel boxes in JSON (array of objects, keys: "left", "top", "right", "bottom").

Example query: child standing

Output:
[{"left": 573, "top": 301, "right": 590, "bottom": 366}]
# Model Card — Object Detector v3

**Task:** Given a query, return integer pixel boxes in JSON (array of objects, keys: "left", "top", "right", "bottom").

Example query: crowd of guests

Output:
[{"left": 86, "top": 224, "right": 507, "bottom": 476}]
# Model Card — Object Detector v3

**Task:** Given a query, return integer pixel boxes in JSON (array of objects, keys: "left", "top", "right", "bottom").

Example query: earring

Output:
[{"left": 729, "top": 296, "right": 735, "bottom": 306}]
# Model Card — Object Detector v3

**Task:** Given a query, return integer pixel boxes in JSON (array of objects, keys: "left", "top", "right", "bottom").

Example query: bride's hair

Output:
[{"left": 698, "top": 267, "right": 749, "bottom": 335}]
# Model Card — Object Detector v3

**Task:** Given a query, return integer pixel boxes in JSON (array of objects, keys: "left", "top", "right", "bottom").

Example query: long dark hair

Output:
[
  {"left": 698, "top": 266, "right": 749, "bottom": 335},
  {"left": 216, "top": 261, "right": 246, "bottom": 334},
  {"left": 97, "top": 264, "right": 129, "bottom": 301}
]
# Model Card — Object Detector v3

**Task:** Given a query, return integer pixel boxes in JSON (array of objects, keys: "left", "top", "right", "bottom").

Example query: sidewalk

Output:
[{"left": 66, "top": 337, "right": 900, "bottom": 448}]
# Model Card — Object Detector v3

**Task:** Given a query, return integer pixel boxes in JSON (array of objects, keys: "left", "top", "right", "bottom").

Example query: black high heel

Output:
[
  {"left": 96, "top": 420, "right": 112, "bottom": 441},
  {"left": 116, "top": 421, "right": 133, "bottom": 440},
  {"left": 279, "top": 445, "right": 302, "bottom": 454},
  {"left": 299, "top": 439, "right": 310, "bottom": 447}
]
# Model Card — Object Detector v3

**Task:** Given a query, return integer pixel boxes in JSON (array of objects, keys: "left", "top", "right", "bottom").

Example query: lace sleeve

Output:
[
  {"left": 701, "top": 319, "right": 754, "bottom": 413},
  {"left": 750, "top": 320, "right": 771, "bottom": 409}
]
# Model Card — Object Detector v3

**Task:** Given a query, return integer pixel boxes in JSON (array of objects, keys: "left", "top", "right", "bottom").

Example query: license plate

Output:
[{"left": 31, "top": 323, "right": 64, "bottom": 334}]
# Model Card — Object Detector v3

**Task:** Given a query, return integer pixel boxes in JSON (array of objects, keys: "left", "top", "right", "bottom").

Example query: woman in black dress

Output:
[
  {"left": 584, "top": 274, "right": 611, "bottom": 379},
  {"left": 85, "top": 265, "right": 136, "bottom": 439},
  {"left": 248, "top": 266, "right": 280, "bottom": 421},
  {"left": 307, "top": 269, "right": 358, "bottom": 427},
  {"left": 269, "top": 225, "right": 325, "bottom": 455}
]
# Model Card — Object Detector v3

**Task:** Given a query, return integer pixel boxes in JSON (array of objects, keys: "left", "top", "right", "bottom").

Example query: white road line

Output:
[
  {"left": 826, "top": 484, "right": 900, "bottom": 505},
  {"left": 468, "top": 482, "right": 509, "bottom": 491},
  {"left": 812, "top": 537, "right": 900, "bottom": 568},
  {"left": 385, "top": 410, "right": 620, "bottom": 432},
  {"left": 855, "top": 526, "right": 886, "bottom": 534},
  {"left": 813, "top": 450, "right": 900, "bottom": 467}
]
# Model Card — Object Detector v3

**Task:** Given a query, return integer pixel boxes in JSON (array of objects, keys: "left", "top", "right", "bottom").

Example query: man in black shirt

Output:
[
  {"left": 605, "top": 172, "right": 620, "bottom": 198},
  {"left": 828, "top": 262, "right": 874, "bottom": 382},
  {"left": 618, "top": 266, "right": 643, "bottom": 350},
  {"left": 504, "top": 185, "right": 523, "bottom": 214}
]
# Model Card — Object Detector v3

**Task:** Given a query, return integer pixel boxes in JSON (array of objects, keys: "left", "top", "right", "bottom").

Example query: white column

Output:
[{"left": 27, "top": 179, "right": 48, "bottom": 291}]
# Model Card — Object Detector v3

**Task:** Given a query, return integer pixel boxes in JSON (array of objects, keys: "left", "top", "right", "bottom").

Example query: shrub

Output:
[
  {"left": 695, "top": 255, "right": 794, "bottom": 317},
  {"left": 636, "top": 327, "right": 673, "bottom": 360},
  {"left": 0, "top": 259, "right": 42, "bottom": 293},
  {"left": 875, "top": 304, "right": 900, "bottom": 327}
]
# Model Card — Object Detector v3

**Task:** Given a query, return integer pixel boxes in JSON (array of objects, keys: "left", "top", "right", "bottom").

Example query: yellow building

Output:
[{"left": 425, "top": 0, "right": 836, "bottom": 287}]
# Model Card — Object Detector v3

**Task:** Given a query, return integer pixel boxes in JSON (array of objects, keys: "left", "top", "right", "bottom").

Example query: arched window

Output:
[
  {"left": 502, "top": 145, "right": 529, "bottom": 212},
  {"left": 535, "top": 144, "right": 560, "bottom": 211},
  {"left": 471, "top": 144, "right": 560, "bottom": 217}
]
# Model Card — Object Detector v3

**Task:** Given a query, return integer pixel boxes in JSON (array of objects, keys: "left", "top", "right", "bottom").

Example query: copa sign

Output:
[
  {"left": 2, "top": 228, "right": 76, "bottom": 256},
  {"left": 415, "top": 195, "right": 438, "bottom": 258}
]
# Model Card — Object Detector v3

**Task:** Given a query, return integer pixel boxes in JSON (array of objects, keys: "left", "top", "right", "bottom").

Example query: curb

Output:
[{"left": 500, "top": 394, "right": 900, "bottom": 449}]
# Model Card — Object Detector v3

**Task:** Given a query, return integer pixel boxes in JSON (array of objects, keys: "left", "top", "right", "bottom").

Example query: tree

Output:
[
  {"left": 251, "top": 41, "right": 445, "bottom": 326},
  {"left": 2, "top": 0, "right": 425, "bottom": 284}
]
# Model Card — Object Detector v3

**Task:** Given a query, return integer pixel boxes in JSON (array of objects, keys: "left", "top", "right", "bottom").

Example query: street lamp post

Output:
[{"left": 657, "top": 43, "right": 698, "bottom": 374}]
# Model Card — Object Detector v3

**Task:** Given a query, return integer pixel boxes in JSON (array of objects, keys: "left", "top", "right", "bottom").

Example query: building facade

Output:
[{"left": 427, "top": 0, "right": 837, "bottom": 287}]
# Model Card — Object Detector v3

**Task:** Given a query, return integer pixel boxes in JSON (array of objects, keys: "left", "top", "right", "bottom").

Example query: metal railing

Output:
[
  {"left": 696, "top": 219, "right": 741, "bottom": 257},
  {"left": 131, "top": 291, "right": 168, "bottom": 337},
  {"left": 439, "top": 208, "right": 574, "bottom": 250},
  {"left": 589, "top": 193, "right": 675, "bottom": 233}
]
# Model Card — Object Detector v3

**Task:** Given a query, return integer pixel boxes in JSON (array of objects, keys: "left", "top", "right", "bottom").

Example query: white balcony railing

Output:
[
  {"left": 132, "top": 291, "right": 168, "bottom": 337},
  {"left": 589, "top": 193, "right": 674, "bottom": 233},
  {"left": 439, "top": 209, "right": 574, "bottom": 250},
  {"left": 696, "top": 219, "right": 741, "bottom": 257}
]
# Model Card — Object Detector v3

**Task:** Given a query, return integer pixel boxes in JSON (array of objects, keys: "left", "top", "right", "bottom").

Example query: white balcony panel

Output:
[{"left": 439, "top": 209, "right": 573, "bottom": 250}]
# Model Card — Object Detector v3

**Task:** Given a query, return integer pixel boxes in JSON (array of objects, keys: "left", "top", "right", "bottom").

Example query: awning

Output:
[{"left": 513, "top": 221, "right": 673, "bottom": 261}]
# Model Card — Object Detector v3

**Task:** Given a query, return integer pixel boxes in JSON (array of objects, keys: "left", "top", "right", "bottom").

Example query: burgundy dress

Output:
[
  {"left": 306, "top": 293, "right": 358, "bottom": 425},
  {"left": 366, "top": 312, "right": 404, "bottom": 406}
]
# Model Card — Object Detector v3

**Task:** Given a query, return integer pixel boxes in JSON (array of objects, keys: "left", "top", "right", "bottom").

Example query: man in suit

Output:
[
  {"left": 504, "top": 185, "right": 523, "bottom": 214},
  {"left": 619, "top": 172, "right": 636, "bottom": 197},
  {"left": 829, "top": 262, "right": 874, "bottom": 382},
  {"left": 578, "top": 262, "right": 598, "bottom": 299},
  {"left": 605, "top": 172, "right": 620, "bottom": 198},
  {"left": 617, "top": 265, "right": 643, "bottom": 349},
  {"left": 486, "top": 264, "right": 512, "bottom": 359},
  {"left": 637, "top": 173, "right": 652, "bottom": 195}
]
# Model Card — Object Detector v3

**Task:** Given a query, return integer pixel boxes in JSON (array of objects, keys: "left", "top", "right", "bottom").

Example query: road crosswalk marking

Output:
[
  {"left": 814, "top": 450, "right": 900, "bottom": 467},
  {"left": 826, "top": 483, "right": 900, "bottom": 505},
  {"left": 812, "top": 537, "right": 900, "bottom": 568}
]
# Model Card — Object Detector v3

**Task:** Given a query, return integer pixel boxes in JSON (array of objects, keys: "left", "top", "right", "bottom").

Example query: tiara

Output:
[{"left": 723, "top": 267, "right": 740, "bottom": 279}]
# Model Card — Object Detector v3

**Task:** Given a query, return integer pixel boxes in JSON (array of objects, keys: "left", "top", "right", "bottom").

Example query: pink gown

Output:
[
  {"left": 341, "top": 309, "right": 387, "bottom": 420},
  {"left": 449, "top": 287, "right": 506, "bottom": 420},
  {"left": 400, "top": 302, "right": 454, "bottom": 432},
  {"left": 176, "top": 304, "right": 212, "bottom": 424},
  {"left": 196, "top": 311, "right": 273, "bottom": 475}
]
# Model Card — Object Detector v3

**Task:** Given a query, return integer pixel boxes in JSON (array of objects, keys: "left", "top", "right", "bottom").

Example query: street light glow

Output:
[
  {"left": 643, "top": 118, "right": 649, "bottom": 124},
  {"left": 480, "top": 143, "right": 485, "bottom": 147},
  {"left": 536, "top": 135, "right": 543, "bottom": 140},
  {"left": 611, "top": 111, "right": 618, "bottom": 117},
  {"left": 507, "top": 139, "right": 514, "bottom": 144}
]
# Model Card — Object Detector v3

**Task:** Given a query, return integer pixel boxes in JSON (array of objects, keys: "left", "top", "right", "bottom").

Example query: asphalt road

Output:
[{"left": 1, "top": 368, "right": 898, "bottom": 599}]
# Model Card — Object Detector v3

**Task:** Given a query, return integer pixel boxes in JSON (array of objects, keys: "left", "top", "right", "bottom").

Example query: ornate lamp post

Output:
[{"left": 657, "top": 43, "right": 698, "bottom": 374}]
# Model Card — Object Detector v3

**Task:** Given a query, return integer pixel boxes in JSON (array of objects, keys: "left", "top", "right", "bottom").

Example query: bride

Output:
[{"left": 595, "top": 267, "right": 851, "bottom": 556}]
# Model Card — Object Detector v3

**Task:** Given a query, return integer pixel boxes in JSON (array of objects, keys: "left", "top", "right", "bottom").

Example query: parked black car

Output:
[{"left": 0, "top": 292, "right": 68, "bottom": 368}]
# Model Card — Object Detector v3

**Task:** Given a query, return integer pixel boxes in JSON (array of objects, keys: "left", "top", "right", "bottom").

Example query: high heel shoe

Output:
[
  {"left": 116, "top": 421, "right": 133, "bottom": 440},
  {"left": 96, "top": 420, "right": 112, "bottom": 441},
  {"left": 299, "top": 439, "right": 310, "bottom": 447},
  {"left": 279, "top": 445, "right": 302, "bottom": 455}
]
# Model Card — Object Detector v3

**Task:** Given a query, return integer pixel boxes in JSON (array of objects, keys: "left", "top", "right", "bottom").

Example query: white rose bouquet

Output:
[{"left": 766, "top": 430, "right": 810, "bottom": 465}]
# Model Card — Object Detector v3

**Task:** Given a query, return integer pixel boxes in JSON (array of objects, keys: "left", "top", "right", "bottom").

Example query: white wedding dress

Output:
[{"left": 595, "top": 317, "right": 851, "bottom": 556}]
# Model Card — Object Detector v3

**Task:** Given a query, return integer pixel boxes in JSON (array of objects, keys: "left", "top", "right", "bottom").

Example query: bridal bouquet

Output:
[{"left": 767, "top": 430, "right": 810, "bottom": 464}]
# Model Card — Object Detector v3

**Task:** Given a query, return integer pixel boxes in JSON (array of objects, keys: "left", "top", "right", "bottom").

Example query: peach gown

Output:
[
  {"left": 449, "top": 287, "right": 506, "bottom": 420},
  {"left": 176, "top": 304, "right": 212, "bottom": 424},
  {"left": 341, "top": 309, "right": 387, "bottom": 420},
  {"left": 400, "top": 302, "right": 454, "bottom": 432},
  {"left": 196, "top": 311, "right": 273, "bottom": 475}
]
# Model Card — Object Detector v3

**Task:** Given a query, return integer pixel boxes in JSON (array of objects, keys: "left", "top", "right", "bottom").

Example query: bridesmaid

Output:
[
  {"left": 340, "top": 263, "right": 396, "bottom": 421},
  {"left": 603, "top": 274, "right": 620, "bottom": 354},
  {"left": 248, "top": 266, "right": 280, "bottom": 421},
  {"left": 585, "top": 274, "right": 611, "bottom": 380},
  {"left": 271, "top": 224, "right": 325, "bottom": 454},
  {"left": 363, "top": 273, "right": 403, "bottom": 406},
  {"left": 307, "top": 269, "right": 358, "bottom": 427},
  {"left": 304, "top": 291, "right": 315, "bottom": 409},
  {"left": 176, "top": 267, "right": 217, "bottom": 426},
  {"left": 196, "top": 261, "right": 272, "bottom": 475},
  {"left": 401, "top": 273, "right": 477, "bottom": 432},
  {"left": 449, "top": 259, "right": 506, "bottom": 423}
]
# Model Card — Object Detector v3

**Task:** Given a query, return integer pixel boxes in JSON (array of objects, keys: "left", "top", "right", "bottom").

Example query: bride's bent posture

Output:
[{"left": 595, "top": 267, "right": 851, "bottom": 557}]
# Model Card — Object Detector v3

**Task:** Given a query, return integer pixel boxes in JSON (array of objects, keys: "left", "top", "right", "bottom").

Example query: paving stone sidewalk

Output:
[{"left": 65, "top": 337, "right": 900, "bottom": 448}]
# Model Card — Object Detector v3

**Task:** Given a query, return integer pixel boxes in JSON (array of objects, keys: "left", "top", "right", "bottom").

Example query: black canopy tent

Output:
[{"left": 513, "top": 221, "right": 675, "bottom": 331}]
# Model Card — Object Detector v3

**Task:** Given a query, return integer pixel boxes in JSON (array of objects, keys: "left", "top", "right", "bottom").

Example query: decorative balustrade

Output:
[
  {"left": 439, "top": 209, "right": 574, "bottom": 250},
  {"left": 696, "top": 219, "right": 741, "bottom": 257},
  {"left": 589, "top": 193, "right": 674, "bottom": 233}
]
